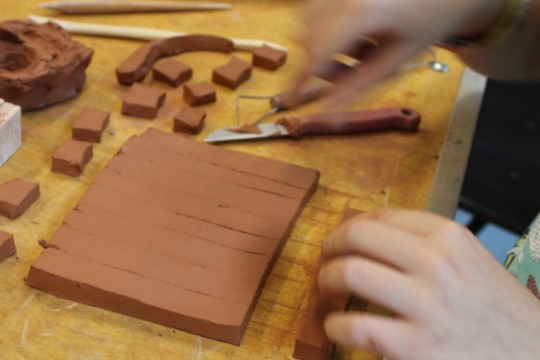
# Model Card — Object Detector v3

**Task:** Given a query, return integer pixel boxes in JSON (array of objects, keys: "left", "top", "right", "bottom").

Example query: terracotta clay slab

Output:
[
  {"left": 153, "top": 58, "right": 192, "bottom": 87},
  {"left": 51, "top": 139, "right": 93, "bottom": 177},
  {"left": 72, "top": 108, "right": 110, "bottom": 143},
  {"left": 173, "top": 107, "right": 206, "bottom": 134},
  {"left": 183, "top": 81, "right": 216, "bottom": 106},
  {"left": 0, "top": 230, "right": 16, "bottom": 263},
  {"left": 252, "top": 45, "right": 287, "bottom": 71},
  {"left": 293, "top": 208, "right": 362, "bottom": 360},
  {"left": 0, "top": 179, "right": 40, "bottom": 219},
  {"left": 212, "top": 57, "right": 252, "bottom": 89},
  {"left": 122, "top": 83, "right": 166, "bottom": 119},
  {"left": 26, "top": 128, "right": 319, "bottom": 345}
]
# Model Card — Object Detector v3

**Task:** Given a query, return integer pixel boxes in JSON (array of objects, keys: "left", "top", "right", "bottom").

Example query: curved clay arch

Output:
[{"left": 116, "top": 35, "right": 234, "bottom": 85}]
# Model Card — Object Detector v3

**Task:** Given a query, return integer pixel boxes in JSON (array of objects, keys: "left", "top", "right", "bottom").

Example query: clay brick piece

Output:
[
  {"left": 0, "top": 179, "right": 40, "bottom": 219},
  {"left": 173, "top": 107, "right": 206, "bottom": 134},
  {"left": 122, "top": 83, "right": 166, "bottom": 119},
  {"left": 252, "top": 45, "right": 287, "bottom": 71},
  {"left": 27, "top": 129, "right": 319, "bottom": 345},
  {"left": 152, "top": 58, "right": 192, "bottom": 87},
  {"left": 293, "top": 209, "right": 363, "bottom": 360},
  {"left": 212, "top": 57, "right": 252, "bottom": 89},
  {"left": 183, "top": 81, "right": 216, "bottom": 106},
  {"left": 51, "top": 139, "right": 93, "bottom": 177},
  {"left": 72, "top": 108, "right": 110, "bottom": 143},
  {"left": 0, "top": 230, "right": 16, "bottom": 263}
]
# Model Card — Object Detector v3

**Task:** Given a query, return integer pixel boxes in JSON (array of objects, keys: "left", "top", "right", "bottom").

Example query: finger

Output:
[
  {"left": 366, "top": 208, "right": 465, "bottom": 237},
  {"left": 318, "top": 256, "right": 422, "bottom": 316},
  {"left": 325, "top": 312, "right": 416, "bottom": 358},
  {"left": 322, "top": 215, "right": 429, "bottom": 271}
]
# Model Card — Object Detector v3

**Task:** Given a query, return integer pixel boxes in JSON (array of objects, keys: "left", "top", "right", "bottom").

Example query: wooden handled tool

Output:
[
  {"left": 205, "top": 108, "right": 421, "bottom": 143},
  {"left": 39, "top": 1, "right": 232, "bottom": 14}
]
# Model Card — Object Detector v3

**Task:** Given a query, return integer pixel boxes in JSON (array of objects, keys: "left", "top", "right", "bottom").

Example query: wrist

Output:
[{"left": 437, "top": 0, "right": 531, "bottom": 51}]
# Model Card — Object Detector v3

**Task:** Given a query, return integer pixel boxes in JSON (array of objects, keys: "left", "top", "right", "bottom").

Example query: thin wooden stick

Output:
[
  {"left": 28, "top": 15, "right": 288, "bottom": 52},
  {"left": 39, "top": 1, "right": 232, "bottom": 14}
]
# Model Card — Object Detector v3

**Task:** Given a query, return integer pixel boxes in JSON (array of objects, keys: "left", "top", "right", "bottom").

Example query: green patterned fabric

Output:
[{"left": 505, "top": 213, "right": 540, "bottom": 298}]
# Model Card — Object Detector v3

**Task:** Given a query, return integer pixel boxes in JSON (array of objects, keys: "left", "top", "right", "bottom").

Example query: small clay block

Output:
[
  {"left": 0, "top": 230, "right": 16, "bottom": 263},
  {"left": 72, "top": 108, "right": 110, "bottom": 143},
  {"left": 152, "top": 58, "right": 192, "bottom": 87},
  {"left": 252, "top": 45, "right": 287, "bottom": 70},
  {"left": 212, "top": 57, "right": 252, "bottom": 89},
  {"left": 293, "top": 208, "right": 362, "bottom": 360},
  {"left": 183, "top": 81, "right": 216, "bottom": 106},
  {"left": 51, "top": 139, "right": 93, "bottom": 177},
  {"left": 173, "top": 107, "right": 206, "bottom": 134},
  {"left": 122, "top": 83, "right": 166, "bottom": 119},
  {"left": 0, "top": 179, "right": 40, "bottom": 219}
]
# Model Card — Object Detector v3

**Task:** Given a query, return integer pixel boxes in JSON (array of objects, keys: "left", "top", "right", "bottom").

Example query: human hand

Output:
[
  {"left": 294, "top": 0, "right": 505, "bottom": 105},
  {"left": 318, "top": 209, "right": 540, "bottom": 360}
]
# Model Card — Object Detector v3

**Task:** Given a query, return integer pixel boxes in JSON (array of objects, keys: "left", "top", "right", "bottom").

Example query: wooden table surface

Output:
[{"left": 0, "top": 1, "right": 476, "bottom": 359}]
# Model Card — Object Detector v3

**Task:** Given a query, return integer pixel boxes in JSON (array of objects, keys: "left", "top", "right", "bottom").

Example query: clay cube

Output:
[
  {"left": 252, "top": 45, "right": 287, "bottom": 70},
  {"left": 52, "top": 139, "right": 93, "bottom": 177},
  {"left": 0, "top": 179, "right": 40, "bottom": 219},
  {"left": 0, "top": 230, "right": 16, "bottom": 263},
  {"left": 72, "top": 108, "right": 110, "bottom": 143},
  {"left": 173, "top": 107, "right": 206, "bottom": 134},
  {"left": 153, "top": 58, "right": 192, "bottom": 87},
  {"left": 122, "top": 83, "right": 166, "bottom": 119},
  {"left": 212, "top": 57, "right": 252, "bottom": 89},
  {"left": 183, "top": 82, "right": 216, "bottom": 106}
]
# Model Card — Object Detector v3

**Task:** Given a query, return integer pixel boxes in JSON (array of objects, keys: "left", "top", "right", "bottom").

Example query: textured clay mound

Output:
[
  {"left": 26, "top": 128, "right": 319, "bottom": 345},
  {"left": 0, "top": 20, "right": 93, "bottom": 111}
]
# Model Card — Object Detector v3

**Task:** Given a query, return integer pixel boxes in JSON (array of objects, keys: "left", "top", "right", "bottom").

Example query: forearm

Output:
[{"left": 457, "top": 0, "right": 540, "bottom": 80}]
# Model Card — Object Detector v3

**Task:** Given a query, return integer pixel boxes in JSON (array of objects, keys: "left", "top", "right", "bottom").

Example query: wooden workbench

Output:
[{"left": 0, "top": 1, "right": 485, "bottom": 359}]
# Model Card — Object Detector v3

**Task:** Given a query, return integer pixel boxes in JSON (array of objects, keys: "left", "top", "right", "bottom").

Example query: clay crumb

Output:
[
  {"left": 38, "top": 239, "right": 59, "bottom": 250},
  {"left": 230, "top": 124, "right": 261, "bottom": 134}
]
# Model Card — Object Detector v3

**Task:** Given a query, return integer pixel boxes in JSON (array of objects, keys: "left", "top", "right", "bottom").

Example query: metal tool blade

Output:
[{"left": 205, "top": 124, "right": 289, "bottom": 143}]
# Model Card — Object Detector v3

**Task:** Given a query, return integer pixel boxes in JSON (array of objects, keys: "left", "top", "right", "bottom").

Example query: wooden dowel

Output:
[
  {"left": 39, "top": 1, "right": 232, "bottom": 14},
  {"left": 28, "top": 15, "right": 288, "bottom": 52}
]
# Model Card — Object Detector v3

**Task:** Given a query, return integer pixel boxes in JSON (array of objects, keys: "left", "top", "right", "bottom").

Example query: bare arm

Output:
[
  {"left": 293, "top": 0, "right": 540, "bottom": 104},
  {"left": 458, "top": 0, "right": 540, "bottom": 80}
]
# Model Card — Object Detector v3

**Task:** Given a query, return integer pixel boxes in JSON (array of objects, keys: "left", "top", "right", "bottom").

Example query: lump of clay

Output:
[
  {"left": 183, "top": 81, "right": 216, "bottom": 106},
  {"left": 122, "top": 83, "right": 166, "bottom": 119},
  {"left": 51, "top": 139, "right": 93, "bottom": 177},
  {"left": 0, "top": 20, "right": 93, "bottom": 111},
  {"left": 0, "top": 230, "right": 16, "bottom": 263},
  {"left": 72, "top": 108, "right": 110, "bottom": 143},
  {"left": 152, "top": 58, "right": 192, "bottom": 87},
  {"left": 116, "top": 35, "right": 233, "bottom": 85},
  {"left": 252, "top": 45, "right": 287, "bottom": 71},
  {"left": 0, "top": 178, "right": 40, "bottom": 219},
  {"left": 212, "top": 57, "right": 252, "bottom": 89},
  {"left": 173, "top": 107, "right": 206, "bottom": 134}
]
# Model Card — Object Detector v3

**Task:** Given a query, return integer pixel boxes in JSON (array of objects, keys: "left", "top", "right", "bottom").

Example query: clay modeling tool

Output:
[
  {"left": 205, "top": 107, "right": 421, "bottom": 143},
  {"left": 0, "top": 99, "right": 22, "bottom": 166},
  {"left": 27, "top": 15, "right": 287, "bottom": 52},
  {"left": 39, "top": 1, "right": 232, "bottom": 14}
]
